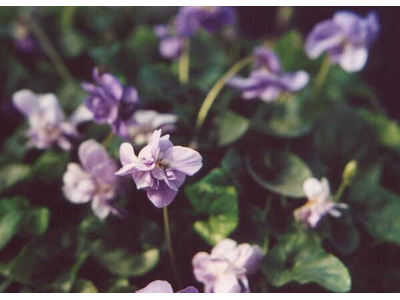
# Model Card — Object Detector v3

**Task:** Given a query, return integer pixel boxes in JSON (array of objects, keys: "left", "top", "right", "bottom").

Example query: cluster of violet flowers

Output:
[{"left": 11, "top": 8, "right": 379, "bottom": 293}]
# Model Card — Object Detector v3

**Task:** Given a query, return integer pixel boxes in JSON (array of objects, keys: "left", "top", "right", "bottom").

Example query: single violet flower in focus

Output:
[
  {"left": 63, "top": 139, "right": 119, "bottom": 219},
  {"left": 115, "top": 129, "right": 202, "bottom": 208},
  {"left": 82, "top": 68, "right": 139, "bottom": 135},
  {"left": 175, "top": 6, "right": 235, "bottom": 37},
  {"left": 122, "top": 109, "right": 177, "bottom": 146},
  {"left": 154, "top": 25, "right": 184, "bottom": 59},
  {"left": 305, "top": 11, "right": 379, "bottom": 72},
  {"left": 228, "top": 47, "right": 309, "bottom": 102},
  {"left": 136, "top": 280, "right": 198, "bottom": 293},
  {"left": 294, "top": 177, "right": 348, "bottom": 228},
  {"left": 192, "top": 239, "right": 264, "bottom": 293},
  {"left": 12, "top": 89, "right": 79, "bottom": 151}
]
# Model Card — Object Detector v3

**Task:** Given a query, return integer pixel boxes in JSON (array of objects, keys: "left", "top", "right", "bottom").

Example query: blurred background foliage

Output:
[{"left": 0, "top": 6, "right": 400, "bottom": 293}]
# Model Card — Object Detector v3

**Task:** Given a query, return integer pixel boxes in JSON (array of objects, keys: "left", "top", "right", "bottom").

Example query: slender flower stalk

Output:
[
  {"left": 27, "top": 16, "right": 75, "bottom": 83},
  {"left": 163, "top": 207, "right": 182, "bottom": 289},
  {"left": 195, "top": 55, "right": 253, "bottom": 132},
  {"left": 313, "top": 54, "right": 331, "bottom": 97},
  {"left": 178, "top": 39, "right": 190, "bottom": 84}
]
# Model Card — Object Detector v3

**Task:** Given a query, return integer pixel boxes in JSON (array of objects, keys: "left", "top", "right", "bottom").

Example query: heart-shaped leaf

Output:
[{"left": 245, "top": 150, "right": 312, "bottom": 198}]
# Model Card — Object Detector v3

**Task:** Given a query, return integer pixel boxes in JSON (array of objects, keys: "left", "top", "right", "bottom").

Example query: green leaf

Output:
[
  {"left": 186, "top": 168, "right": 238, "bottom": 245},
  {"left": 0, "top": 164, "right": 31, "bottom": 193},
  {"left": 349, "top": 165, "right": 400, "bottom": 245},
  {"left": 245, "top": 150, "right": 312, "bottom": 198},
  {"left": 8, "top": 228, "right": 79, "bottom": 284},
  {"left": 93, "top": 243, "right": 159, "bottom": 277},
  {"left": 358, "top": 108, "right": 400, "bottom": 151},
  {"left": 216, "top": 110, "right": 249, "bottom": 146},
  {"left": 263, "top": 227, "right": 351, "bottom": 292},
  {"left": 251, "top": 95, "right": 312, "bottom": 138},
  {"left": 0, "top": 197, "right": 29, "bottom": 250},
  {"left": 33, "top": 151, "right": 69, "bottom": 181},
  {"left": 72, "top": 280, "right": 98, "bottom": 293},
  {"left": 19, "top": 207, "right": 50, "bottom": 237},
  {"left": 125, "top": 25, "right": 158, "bottom": 64},
  {"left": 0, "top": 125, "right": 29, "bottom": 163}
]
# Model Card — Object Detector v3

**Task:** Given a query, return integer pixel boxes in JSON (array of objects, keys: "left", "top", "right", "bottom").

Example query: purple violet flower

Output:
[
  {"left": 13, "top": 23, "right": 36, "bottom": 53},
  {"left": 82, "top": 68, "right": 139, "bottom": 135},
  {"left": 305, "top": 11, "right": 379, "bottom": 72},
  {"left": 294, "top": 178, "right": 348, "bottom": 228},
  {"left": 154, "top": 25, "right": 184, "bottom": 59},
  {"left": 136, "top": 280, "right": 198, "bottom": 293},
  {"left": 228, "top": 47, "right": 309, "bottom": 102},
  {"left": 120, "top": 109, "right": 177, "bottom": 146},
  {"left": 175, "top": 6, "right": 235, "bottom": 37},
  {"left": 12, "top": 89, "right": 79, "bottom": 151},
  {"left": 63, "top": 139, "right": 119, "bottom": 219},
  {"left": 115, "top": 129, "right": 202, "bottom": 208},
  {"left": 192, "top": 239, "right": 264, "bottom": 293}
]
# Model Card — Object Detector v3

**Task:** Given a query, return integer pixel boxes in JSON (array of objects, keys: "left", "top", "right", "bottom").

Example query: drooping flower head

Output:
[
  {"left": 63, "top": 139, "right": 119, "bottom": 219},
  {"left": 192, "top": 239, "right": 264, "bottom": 293},
  {"left": 13, "top": 21, "right": 36, "bottom": 53},
  {"left": 82, "top": 68, "right": 139, "bottom": 135},
  {"left": 136, "top": 280, "right": 198, "bottom": 293},
  {"left": 228, "top": 47, "right": 309, "bottom": 102},
  {"left": 154, "top": 7, "right": 235, "bottom": 60},
  {"left": 12, "top": 89, "right": 79, "bottom": 151},
  {"left": 122, "top": 109, "right": 177, "bottom": 146},
  {"left": 115, "top": 129, "right": 202, "bottom": 208},
  {"left": 305, "top": 11, "right": 379, "bottom": 72},
  {"left": 175, "top": 6, "right": 235, "bottom": 37},
  {"left": 154, "top": 25, "right": 184, "bottom": 59},
  {"left": 294, "top": 177, "right": 348, "bottom": 228}
]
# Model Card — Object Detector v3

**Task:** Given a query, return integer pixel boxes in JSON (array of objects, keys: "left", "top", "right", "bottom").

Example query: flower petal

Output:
[
  {"left": 163, "top": 146, "right": 203, "bottom": 176},
  {"left": 146, "top": 181, "right": 178, "bottom": 208},
  {"left": 303, "top": 178, "right": 324, "bottom": 200},
  {"left": 339, "top": 44, "right": 368, "bottom": 72},
  {"left": 12, "top": 89, "right": 39, "bottom": 116},
  {"left": 280, "top": 70, "right": 309, "bottom": 91},
  {"left": 136, "top": 280, "right": 174, "bottom": 293},
  {"left": 119, "top": 143, "right": 137, "bottom": 165}
]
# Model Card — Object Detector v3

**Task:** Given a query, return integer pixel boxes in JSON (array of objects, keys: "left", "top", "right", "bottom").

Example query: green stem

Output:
[
  {"left": 27, "top": 16, "right": 75, "bottom": 83},
  {"left": 0, "top": 279, "right": 12, "bottom": 293},
  {"left": 314, "top": 54, "right": 331, "bottom": 97},
  {"left": 163, "top": 207, "right": 182, "bottom": 289},
  {"left": 334, "top": 179, "right": 350, "bottom": 203},
  {"left": 178, "top": 39, "right": 190, "bottom": 85},
  {"left": 194, "top": 55, "right": 253, "bottom": 132}
]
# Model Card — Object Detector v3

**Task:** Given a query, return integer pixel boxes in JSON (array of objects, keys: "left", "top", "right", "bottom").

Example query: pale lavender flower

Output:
[
  {"left": 120, "top": 109, "right": 177, "bottom": 146},
  {"left": 294, "top": 178, "right": 348, "bottom": 228},
  {"left": 136, "top": 280, "right": 198, "bottom": 293},
  {"left": 82, "top": 68, "right": 138, "bottom": 135},
  {"left": 175, "top": 6, "right": 235, "bottom": 37},
  {"left": 154, "top": 25, "right": 184, "bottom": 59},
  {"left": 228, "top": 47, "right": 309, "bottom": 102},
  {"left": 115, "top": 129, "right": 202, "bottom": 208},
  {"left": 63, "top": 139, "right": 119, "bottom": 219},
  {"left": 12, "top": 89, "right": 79, "bottom": 151},
  {"left": 192, "top": 239, "right": 264, "bottom": 293},
  {"left": 305, "top": 11, "right": 379, "bottom": 72}
]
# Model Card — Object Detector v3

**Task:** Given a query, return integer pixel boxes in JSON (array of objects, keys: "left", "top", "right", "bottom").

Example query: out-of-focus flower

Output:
[
  {"left": 63, "top": 139, "right": 119, "bottom": 219},
  {"left": 82, "top": 68, "right": 138, "bottom": 135},
  {"left": 136, "top": 280, "right": 198, "bottom": 293},
  {"left": 228, "top": 47, "right": 309, "bottom": 102},
  {"left": 154, "top": 25, "right": 184, "bottom": 59},
  {"left": 175, "top": 6, "right": 235, "bottom": 37},
  {"left": 13, "top": 22, "right": 36, "bottom": 53},
  {"left": 121, "top": 109, "right": 177, "bottom": 146},
  {"left": 294, "top": 177, "right": 348, "bottom": 228},
  {"left": 115, "top": 129, "right": 202, "bottom": 208},
  {"left": 12, "top": 89, "right": 79, "bottom": 151},
  {"left": 154, "top": 7, "right": 235, "bottom": 60},
  {"left": 305, "top": 11, "right": 379, "bottom": 72},
  {"left": 192, "top": 239, "right": 264, "bottom": 293}
]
